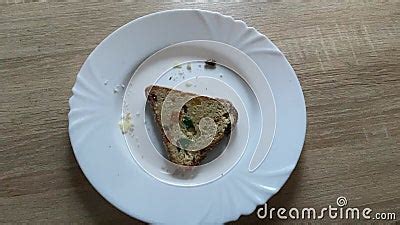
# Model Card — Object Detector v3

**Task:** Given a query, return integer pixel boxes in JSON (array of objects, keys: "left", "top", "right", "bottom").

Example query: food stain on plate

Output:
[{"left": 119, "top": 113, "right": 133, "bottom": 134}]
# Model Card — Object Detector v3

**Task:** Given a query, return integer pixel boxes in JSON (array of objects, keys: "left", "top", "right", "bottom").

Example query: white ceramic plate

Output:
[{"left": 69, "top": 9, "right": 306, "bottom": 224}]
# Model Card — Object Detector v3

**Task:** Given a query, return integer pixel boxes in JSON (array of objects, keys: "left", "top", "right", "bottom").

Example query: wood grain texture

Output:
[{"left": 0, "top": 0, "right": 399, "bottom": 224}]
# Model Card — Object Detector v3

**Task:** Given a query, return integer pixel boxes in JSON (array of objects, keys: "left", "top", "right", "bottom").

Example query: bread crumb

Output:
[
  {"left": 205, "top": 59, "right": 217, "bottom": 69},
  {"left": 113, "top": 84, "right": 125, "bottom": 93},
  {"left": 186, "top": 63, "right": 191, "bottom": 71},
  {"left": 118, "top": 113, "right": 132, "bottom": 134},
  {"left": 104, "top": 80, "right": 109, "bottom": 85}
]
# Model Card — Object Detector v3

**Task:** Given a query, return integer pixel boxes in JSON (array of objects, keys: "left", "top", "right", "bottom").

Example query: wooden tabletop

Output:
[{"left": 1, "top": 1, "right": 399, "bottom": 224}]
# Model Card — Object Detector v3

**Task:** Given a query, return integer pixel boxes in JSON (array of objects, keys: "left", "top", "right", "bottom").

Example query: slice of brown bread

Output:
[{"left": 146, "top": 85, "right": 238, "bottom": 166}]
